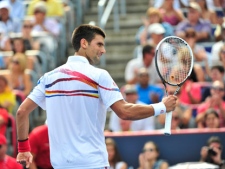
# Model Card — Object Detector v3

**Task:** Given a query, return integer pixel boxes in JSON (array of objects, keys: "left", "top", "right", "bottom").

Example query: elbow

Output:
[
  {"left": 117, "top": 110, "right": 133, "bottom": 120},
  {"left": 16, "top": 107, "right": 27, "bottom": 118}
]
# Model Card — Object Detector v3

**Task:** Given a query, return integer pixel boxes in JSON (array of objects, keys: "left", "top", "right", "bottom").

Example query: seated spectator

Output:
[
  {"left": 194, "top": 0, "right": 219, "bottom": 24},
  {"left": 196, "top": 80, "right": 225, "bottom": 128},
  {"left": 147, "top": 23, "right": 165, "bottom": 47},
  {"left": 136, "top": 67, "right": 164, "bottom": 104},
  {"left": 0, "top": 75, "right": 16, "bottom": 114},
  {"left": 138, "top": 141, "right": 168, "bottom": 169},
  {"left": 136, "top": 7, "right": 174, "bottom": 45},
  {"left": 3, "top": 53, "right": 33, "bottom": 96},
  {"left": 184, "top": 28, "right": 210, "bottom": 77},
  {"left": 212, "top": 22, "right": 225, "bottom": 62},
  {"left": 21, "top": 17, "right": 40, "bottom": 51},
  {"left": 29, "top": 123, "right": 53, "bottom": 169},
  {"left": 200, "top": 136, "right": 225, "bottom": 168},
  {"left": 201, "top": 64, "right": 225, "bottom": 102},
  {"left": 179, "top": 75, "right": 202, "bottom": 105},
  {"left": 125, "top": 44, "right": 160, "bottom": 85},
  {"left": 158, "top": 0, "right": 184, "bottom": 26},
  {"left": 175, "top": 2, "right": 212, "bottom": 42},
  {"left": 27, "top": 0, "right": 64, "bottom": 17},
  {"left": 31, "top": 1, "right": 61, "bottom": 38},
  {"left": 109, "top": 84, "right": 155, "bottom": 132},
  {"left": 0, "top": 134, "right": 23, "bottom": 169},
  {"left": 0, "top": 107, "right": 9, "bottom": 135},
  {"left": 105, "top": 138, "right": 128, "bottom": 169},
  {"left": 0, "top": 1, "right": 21, "bottom": 34},
  {"left": 7, "top": 0, "right": 25, "bottom": 21},
  {"left": 203, "top": 108, "right": 220, "bottom": 128},
  {"left": 9, "top": 37, "right": 37, "bottom": 70}
]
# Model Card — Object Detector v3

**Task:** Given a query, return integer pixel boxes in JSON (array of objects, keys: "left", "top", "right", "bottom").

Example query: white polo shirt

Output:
[{"left": 28, "top": 56, "right": 124, "bottom": 169}]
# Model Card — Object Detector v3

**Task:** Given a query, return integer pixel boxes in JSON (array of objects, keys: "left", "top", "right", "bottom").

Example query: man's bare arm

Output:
[
  {"left": 110, "top": 95, "right": 177, "bottom": 120},
  {"left": 16, "top": 98, "right": 38, "bottom": 140}
]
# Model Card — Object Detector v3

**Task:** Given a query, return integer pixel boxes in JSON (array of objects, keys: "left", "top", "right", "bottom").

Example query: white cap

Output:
[
  {"left": 0, "top": 1, "right": 10, "bottom": 11},
  {"left": 188, "top": 2, "right": 201, "bottom": 13},
  {"left": 148, "top": 23, "right": 165, "bottom": 35}
]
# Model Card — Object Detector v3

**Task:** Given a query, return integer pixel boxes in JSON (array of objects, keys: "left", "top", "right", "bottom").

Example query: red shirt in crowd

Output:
[
  {"left": 0, "top": 155, "right": 23, "bottom": 169},
  {"left": 0, "top": 108, "right": 9, "bottom": 135},
  {"left": 29, "top": 125, "right": 52, "bottom": 168}
]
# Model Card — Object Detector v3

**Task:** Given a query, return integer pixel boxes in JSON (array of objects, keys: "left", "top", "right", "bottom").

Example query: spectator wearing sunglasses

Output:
[
  {"left": 196, "top": 80, "right": 225, "bottom": 128},
  {"left": 0, "top": 134, "right": 23, "bottom": 169},
  {"left": 138, "top": 141, "right": 168, "bottom": 169},
  {"left": 200, "top": 136, "right": 225, "bottom": 168}
]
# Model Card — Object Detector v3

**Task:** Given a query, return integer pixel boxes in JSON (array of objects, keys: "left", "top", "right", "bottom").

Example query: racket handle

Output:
[{"left": 164, "top": 111, "right": 172, "bottom": 136}]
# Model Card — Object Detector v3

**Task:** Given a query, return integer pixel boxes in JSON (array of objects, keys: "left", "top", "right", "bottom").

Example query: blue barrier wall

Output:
[{"left": 105, "top": 129, "right": 225, "bottom": 168}]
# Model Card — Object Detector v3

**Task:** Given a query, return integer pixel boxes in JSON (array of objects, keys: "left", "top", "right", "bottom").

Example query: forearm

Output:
[
  {"left": 111, "top": 100, "right": 165, "bottom": 121},
  {"left": 16, "top": 98, "right": 37, "bottom": 140},
  {"left": 16, "top": 107, "right": 30, "bottom": 140}
]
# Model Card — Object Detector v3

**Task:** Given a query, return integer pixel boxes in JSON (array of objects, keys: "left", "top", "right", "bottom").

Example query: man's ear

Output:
[{"left": 80, "top": 38, "right": 88, "bottom": 49}]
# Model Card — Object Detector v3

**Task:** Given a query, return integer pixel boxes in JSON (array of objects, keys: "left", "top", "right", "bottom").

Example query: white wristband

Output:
[{"left": 152, "top": 102, "right": 166, "bottom": 116}]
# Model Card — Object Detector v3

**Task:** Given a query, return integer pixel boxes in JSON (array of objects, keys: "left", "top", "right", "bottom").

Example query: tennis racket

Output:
[{"left": 155, "top": 36, "right": 194, "bottom": 135}]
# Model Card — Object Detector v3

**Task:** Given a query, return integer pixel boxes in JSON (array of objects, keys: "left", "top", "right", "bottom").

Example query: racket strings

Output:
[{"left": 157, "top": 38, "right": 192, "bottom": 85}]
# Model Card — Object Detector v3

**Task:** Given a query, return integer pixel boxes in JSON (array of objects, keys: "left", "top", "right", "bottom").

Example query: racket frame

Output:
[{"left": 154, "top": 36, "right": 194, "bottom": 135}]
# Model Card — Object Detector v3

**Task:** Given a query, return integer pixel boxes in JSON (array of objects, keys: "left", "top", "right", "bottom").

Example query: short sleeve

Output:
[
  {"left": 98, "top": 70, "right": 123, "bottom": 108},
  {"left": 28, "top": 76, "right": 46, "bottom": 110}
]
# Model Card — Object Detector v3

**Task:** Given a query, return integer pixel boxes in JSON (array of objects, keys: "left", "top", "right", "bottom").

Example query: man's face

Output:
[
  {"left": 143, "top": 50, "right": 155, "bottom": 67},
  {"left": 187, "top": 8, "right": 200, "bottom": 23},
  {"left": 0, "top": 8, "right": 9, "bottom": 21},
  {"left": 84, "top": 35, "right": 106, "bottom": 65}
]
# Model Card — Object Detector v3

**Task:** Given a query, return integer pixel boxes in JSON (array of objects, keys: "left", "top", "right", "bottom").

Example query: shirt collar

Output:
[{"left": 67, "top": 56, "right": 89, "bottom": 64}]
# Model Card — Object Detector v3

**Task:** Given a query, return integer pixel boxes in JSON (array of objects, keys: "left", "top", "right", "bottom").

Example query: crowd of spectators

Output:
[
  {"left": 0, "top": 0, "right": 225, "bottom": 169},
  {"left": 0, "top": 0, "right": 77, "bottom": 168},
  {"left": 106, "top": 0, "right": 225, "bottom": 168}
]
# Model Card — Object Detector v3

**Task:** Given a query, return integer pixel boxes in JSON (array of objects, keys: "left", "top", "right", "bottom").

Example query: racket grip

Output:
[{"left": 164, "top": 111, "right": 172, "bottom": 136}]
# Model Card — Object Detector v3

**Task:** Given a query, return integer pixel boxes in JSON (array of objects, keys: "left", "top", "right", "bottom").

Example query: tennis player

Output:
[{"left": 16, "top": 24, "right": 177, "bottom": 169}]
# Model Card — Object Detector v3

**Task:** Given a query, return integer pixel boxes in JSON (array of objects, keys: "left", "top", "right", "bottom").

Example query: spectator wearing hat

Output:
[
  {"left": 31, "top": 1, "right": 60, "bottom": 37},
  {"left": 147, "top": 23, "right": 165, "bottom": 47},
  {"left": 136, "top": 7, "right": 174, "bottom": 45},
  {"left": 0, "top": 0, "right": 21, "bottom": 34},
  {"left": 0, "top": 134, "right": 23, "bottom": 169},
  {"left": 27, "top": 0, "right": 64, "bottom": 17},
  {"left": 175, "top": 2, "right": 212, "bottom": 42},
  {"left": 109, "top": 84, "right": 155, "bottom": 132}
]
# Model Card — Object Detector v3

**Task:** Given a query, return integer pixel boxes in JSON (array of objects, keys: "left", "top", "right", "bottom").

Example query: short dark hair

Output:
[
  {"left": 207, "top": 136, "right": 222, "bottom": 149},
  {"left": 211, "top": 65, "right": 225, "bottom": 74},
  {"left": 142, "top": 44, "right": 154, "bottom": 59},
  {"left": 71, "top": 24, "right": 106, "bottom": 52}
]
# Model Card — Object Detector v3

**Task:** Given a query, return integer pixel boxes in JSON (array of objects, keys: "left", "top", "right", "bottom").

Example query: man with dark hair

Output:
[
  {"left": 16, "top": 24, "right": 177, "bottom": 169},
  {"left": 201, "top": 63, "right": 225, "bottom": 102},
  {"left": 200, "top": 136, "right": 225, "bottom": 168},
  {"left": 125, "top": 44, "right": 160, "bottom": 84}
]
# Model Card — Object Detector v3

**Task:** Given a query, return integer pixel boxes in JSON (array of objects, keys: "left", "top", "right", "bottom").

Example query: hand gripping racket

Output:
[{"left": 155, "top": 36, "right": 194, "bottom": 135}]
